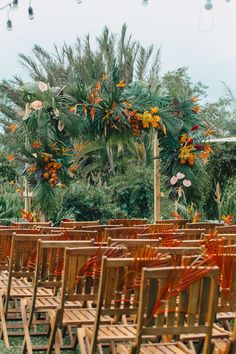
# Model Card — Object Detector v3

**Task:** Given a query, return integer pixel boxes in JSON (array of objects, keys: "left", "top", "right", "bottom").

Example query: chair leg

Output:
[
  {"left": 21, "top": 299, "right": 33, "bottom": 354},
  {"left": 0, "top": 291, "right": 10, "bottom": 349},
  {"left": 46, "top": 309, "right": 61, "bottom": 354},
  {"left": 77, "top": 327, "right": 89, "bottom": 354}
]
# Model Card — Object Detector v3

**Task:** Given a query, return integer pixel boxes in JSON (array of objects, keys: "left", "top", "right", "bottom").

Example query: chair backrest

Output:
[
  {"left": 130, "top": 266, "right": 219, "bottom": 354},
  {"left": 137, "top": 224, "right": 175, "bottom": 232},
  {"left": 107, "top": 238, "right": 161, "bottom": 256},
  {"left": 82, "top": 225, "right": 123, "bottom": 243},
  {"left": 9, "top": 233, "right": 64, "bottom": 278},
  {"left": 51, "top": 229, "right": 98, "bottom": 241},
  {"left": 60, "top": 220, "right": 100, "bottom": 229},
  {"left": 106, "top": 227, "right": 148, "bottom": 240},
  {"left": 205, "top": 233, "right": 236, "bottom": 245},
  {"left": 34, "top": 240, "right": 95, "bottom": 290},
  {"left": 156, "top": 219, "right": 189, "bottom": 228},
  {"left": 175, "top": 228, "right": 205, "bottom": 240},
  {"left": 109, "top": 218, "right": 148, "bottom": 226},
  {"left": 215, "top": 225, "right": 236, "bottom": 234},
  {"left": 0, "top": 228, "right": 40, "bottom": 270},
  {"left": 11, "top": 222, "right": 52, "bottom": 228},
  {"left": 186, "top": 222, "right": 223, "bottom": 232}
]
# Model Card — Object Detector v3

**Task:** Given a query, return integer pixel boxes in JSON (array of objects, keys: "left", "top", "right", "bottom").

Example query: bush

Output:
[
  {"left": 109, "top": 164, "right": 154, "bottom": 220},
  {"left": 61, "top": 182, "right": 125, "bottom": 223}
]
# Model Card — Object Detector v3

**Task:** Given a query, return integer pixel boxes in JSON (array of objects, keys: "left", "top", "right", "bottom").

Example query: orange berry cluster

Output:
[{"left": 42, "top": 157, "right": 62, "bottom": 186}]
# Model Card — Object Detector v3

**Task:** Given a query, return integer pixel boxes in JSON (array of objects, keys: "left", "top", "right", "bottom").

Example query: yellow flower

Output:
[
  {"left": 150, "top": 106, "right": 159, "bottom": 114},
  {"left": 116, "top": 80, "right": 126, "bottom": 88},
  {"left": 179, "top": 134, "right": 187, "bottom": 145},
  {"left": 142, "top": 121, "right": 149, "bottom": 129},
  {"left": 102, "top": 72, "right": 106, "bottom": 81}
]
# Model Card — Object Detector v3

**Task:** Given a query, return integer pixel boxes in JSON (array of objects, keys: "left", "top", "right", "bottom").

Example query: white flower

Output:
[
  {"left": 38, "top": 81, "right": 48, "bottom": 92},
  {"left": 58, "top": 120, "right": 65, "bottom": 132},
  {"left": 176, "top": 172, "right": 185, "bottom": 179},
  {"left": 54, "top": 109, "right": 60, "bottom": 117}
]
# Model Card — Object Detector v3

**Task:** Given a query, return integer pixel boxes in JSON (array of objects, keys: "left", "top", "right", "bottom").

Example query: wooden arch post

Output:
[{"left": 154, "top": 132, "right": 161, "bottom": 222}]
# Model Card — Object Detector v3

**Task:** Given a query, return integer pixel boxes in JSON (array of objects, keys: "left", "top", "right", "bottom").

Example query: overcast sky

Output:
[{"left": 0, "top": 0, "right": 235, "bottom": 101}]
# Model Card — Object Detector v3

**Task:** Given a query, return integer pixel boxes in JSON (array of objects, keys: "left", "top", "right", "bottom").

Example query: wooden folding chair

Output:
[
  {"left": 60, "top": 220, "right": 100, "bottom": 229},
  {"left": 109, "top": 219, "right": 148, "bottom": 227},
  {"left": 115, "top": 266, "right": 219, "bottom": 354},
  {"left": 47, "top": 246, "right": 128, "bottom": 353},
  {"left": 21, "top": 239, "right": 94, "bottom": 353},
  {"left": 77, "top": 255, "right": 172, "bottom": 354}
]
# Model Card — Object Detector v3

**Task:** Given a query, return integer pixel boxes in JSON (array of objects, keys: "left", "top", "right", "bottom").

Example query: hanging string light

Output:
[{"left": 0, "top": 0, "right": 35, "bottom": 30}]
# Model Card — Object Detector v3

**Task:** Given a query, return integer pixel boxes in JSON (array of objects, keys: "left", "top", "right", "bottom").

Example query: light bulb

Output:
[
  {"left": 7, "top": 19, "right": 13, "bottom": 30},
  {"left": 225, "top": 0, "right": 231, "bottom": 2},
  {"left": 28, "top": 6, "right": 34, "bottom": 20},
  {"left": 77, "top": 0, "right": 82, "bottom": 3},
  {"left": 204, "top": 0, "right": 213, "bottom": 10}
]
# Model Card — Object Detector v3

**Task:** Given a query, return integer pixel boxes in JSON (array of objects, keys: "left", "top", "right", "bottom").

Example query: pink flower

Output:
[
  {"left": 176, "top": 172, "right": 185, "bottom": 179},
  {"left": 170, "top": 176, "right": 178, "bottom": 185},
  {"left": 38, "top": 82, "right": 48, "bottom": 92},
  {"left": 31, "top": 100, "right": 43, "bottom": 110},
  {"left": 183, "top": 179, "right": 192, "bottom": 187}
]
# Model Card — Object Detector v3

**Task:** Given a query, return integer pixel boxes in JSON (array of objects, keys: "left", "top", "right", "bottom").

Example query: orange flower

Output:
[
  {"left": 69, "top": 106, "right": 75, "bottom": 113},
  {"left": 179, "top": 134, "right": 187, "bottom": 145},
  {"left": 150, "top": 106, "right": 159, "bottom": 114},
  {"left": 171, "top": 211, "right": 181, "bottom": 220},
  {"left": 32, "top": 141, "right": 42, "bottom": 149},
  {"left": 8, "top": 124, "right": 17, "bottom": 133},
  {"left": 90, "top": 108, "right": 96, "bottom": 121},
  {"left": 191, "top": 96, "right": 198, "bottom": 102},
  {"left": 7, "top": 154, "right": 14, "bottom": 161},
  {"left": 95, "top": 82, "right": 101, "bottom": 91},
  {"left": 70, "top": 165, "right": 78, "bottom": 173},
  {"left": 192, "top": 106, "right": 201, "bottom": 114},
  {"left": 200, "top": 144, "right": 213, "bottom": 161},
  {"left": 192, "top": 212, "right": 202, "bottom": 223},
  {"left": 116, "top": 80, "right": 126, "bottom": 88}
]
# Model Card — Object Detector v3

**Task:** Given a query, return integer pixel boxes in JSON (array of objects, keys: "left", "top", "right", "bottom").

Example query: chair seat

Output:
[
  {"left": 85, "top": 324, "right": 137, "bottom": 342},
  {"left": 181, "top": 323, "right": 231, "bottom": 341},
  {"left": 27, "top": 297, "right": 83, "bottom": 310},
  {"left": 117, "top": 342, "right": 193, "bottom": 354},
  {"left": 10, "top": 287, "right": 53, "bottom": 298},
  {"left": 63, "top": 308, "right": 112, "bottom": 326},
  {"left": 216, "top": 311, "right": 235, "bottom": 320},
  {"left": 213, "top": 339, "right": 232, "bottom": 354},
  {"left": 0, "top": 278, "right": 30, "bottom": 288}
]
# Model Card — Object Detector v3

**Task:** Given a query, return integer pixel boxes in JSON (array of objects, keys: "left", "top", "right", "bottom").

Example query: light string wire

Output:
[{"left": 0, "top": 0, "right": 34, "bottom": 30}]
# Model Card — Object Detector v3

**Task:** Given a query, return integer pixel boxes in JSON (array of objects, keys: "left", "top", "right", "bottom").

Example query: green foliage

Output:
[
  {"left": 61, "top": 182, "right": 125, "bottom": 223},
  {"left": 202, "top": 144, "right": 236, "bottom": 219},
  {"left": 222, "top": 177, "right": 236, "bottom": 216},
  {"left": 0, "top": 182, "right": 23, "bottom": 220},
  {"left": 109, "top": 164, "right": 153, "bottom": 219}
]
